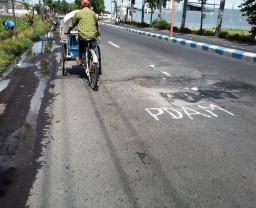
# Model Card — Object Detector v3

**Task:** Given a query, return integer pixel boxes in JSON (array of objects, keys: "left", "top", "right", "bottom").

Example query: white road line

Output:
[
  {"left": 149, "top": 65, "right": 171, "bottom": 77},
  {"left": 108, "top": 41, "right": 120, "bottom": 48},
  {"left": 161, "top": 71, "right": 171, "bottom": 76},
  {"left": 191, "top": 87, "right": 199, "bottom": 91}
]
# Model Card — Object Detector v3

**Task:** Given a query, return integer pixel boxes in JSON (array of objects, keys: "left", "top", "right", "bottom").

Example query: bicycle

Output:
[
  {"left": 61, "top": 34, "right": 101, "bottom": 91},
  {"left": 80, "top": 37, "right": 101, "bottom": 90}
]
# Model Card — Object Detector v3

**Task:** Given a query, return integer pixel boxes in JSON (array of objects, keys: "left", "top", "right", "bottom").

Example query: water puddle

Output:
[
  {"left": 0, "top": 79, "right": 11, "bottom": 93},
  {"left": 35, "top": 60, "right": 51, "bottom": 76},
  {"left": 1, "top": 32, "right": 60, "bottom": 126},
  {"left": 26, "top": 71, "right": 48, "bottom": 128}
]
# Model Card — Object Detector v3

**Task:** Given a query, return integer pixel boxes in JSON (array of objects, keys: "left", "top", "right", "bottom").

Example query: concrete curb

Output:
[{"left": 101, "top": 23, "right": 256, "bottom": 64}]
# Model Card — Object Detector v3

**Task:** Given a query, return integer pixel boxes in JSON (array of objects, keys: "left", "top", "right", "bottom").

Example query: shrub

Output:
[
  {"left": 0, "top": 30, "right": 12, "bottom": 40},
  {"left": 0, "top": 19, "right": 51, "bottom": 75},
  {"left": 173, "top": 26, "right": 179, "bottom": 32},
  {"left": 218, "top": 31, "right": 229, "bottom": 38},
  {"left": 179, "top": 27, "right": 192, "bottom": 34},
  {"left": 238, "top": 34, "right": 255, "bottom": 42},
  {"left": 0, "top": 51, "right": 15, "bottom": 74},
  {"left": 151, "top": 19, "right": 169, "bottom": 30},
  {"left": 194, "top": 29, "right": 203, "bottom": 35},
  {"left": 202, "top": 29, "right": 215, "bottom": 36},
  {"left": 0, "top": 38, "right": 32, "bottom": 56},
  {"left": 227, "top": 33, "right": 240, "bottom": 41},
  {"left": 138, "top": 22, "right": 150, "bottom": 27}
]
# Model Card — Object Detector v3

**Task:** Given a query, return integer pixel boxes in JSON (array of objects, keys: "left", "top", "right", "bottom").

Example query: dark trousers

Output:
[{"left": 78, "top": 37, "right": 96, "bottom": 59}]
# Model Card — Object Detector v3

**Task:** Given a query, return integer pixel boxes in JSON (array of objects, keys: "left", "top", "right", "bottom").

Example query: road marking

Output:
[
  {"left": 149, "top": 65, "right": 171, "bottom": 77},
  {"left": 161, "top": 71, "right": 171, "bottom": 76},
  {"left": 145, "top": 104, "right": 234, "bottom": 121},
  {"left": 191, "top": 87, "right": 199, "bottom": 91},
  {"left": 108, "top": 41, "right": 120, "bottom": 48}
]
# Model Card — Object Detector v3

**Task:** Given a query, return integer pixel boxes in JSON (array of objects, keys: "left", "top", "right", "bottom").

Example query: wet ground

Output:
[{"left": 0, "top": 31, "right": 60, "bottom": 208}]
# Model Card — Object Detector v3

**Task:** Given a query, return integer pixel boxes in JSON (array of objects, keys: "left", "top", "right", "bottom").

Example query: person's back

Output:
[
  {"left": 3, "top": 20, "right": 14, "bottom": 30},
  {"left": 74, "top": 7, "right": 98, "bottom": 39},
  {"left": 68, "top": 0, "right": 99, "bottom": 40}
]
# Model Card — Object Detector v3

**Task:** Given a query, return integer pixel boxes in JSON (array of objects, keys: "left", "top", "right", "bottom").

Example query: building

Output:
[{"left": 0, "top": 1, "right": 33, "bottom": 16}]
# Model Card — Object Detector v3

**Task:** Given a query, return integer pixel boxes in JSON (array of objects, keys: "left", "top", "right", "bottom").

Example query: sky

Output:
[
  {"left": 31, "top": 0, "right": 245, "bottom": 12},
  {"left": 104, "top": 0, "right": 245, "bottom": 12}
]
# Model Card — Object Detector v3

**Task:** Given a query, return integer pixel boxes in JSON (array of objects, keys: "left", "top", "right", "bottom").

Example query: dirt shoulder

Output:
[{"left": 0, "top": 31, "right": 60, "bottom": 207}]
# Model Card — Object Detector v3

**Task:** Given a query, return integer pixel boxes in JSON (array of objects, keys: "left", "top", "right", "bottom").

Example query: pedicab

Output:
[{"left": 59, "top": 10, "right": 101, "bottom": 90}]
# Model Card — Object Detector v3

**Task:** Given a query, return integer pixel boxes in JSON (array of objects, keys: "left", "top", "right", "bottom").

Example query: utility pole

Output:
[{"left": 170, "top": 0, "right": 175, "bottom": 37}]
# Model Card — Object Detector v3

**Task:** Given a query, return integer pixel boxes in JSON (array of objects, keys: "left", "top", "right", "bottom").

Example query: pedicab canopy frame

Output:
[
  {"left": 60, "top": 10, "right": 80, "bottom": 59},
  {"left": 60, "top": 10, "right": 79, "bottom": 43}
]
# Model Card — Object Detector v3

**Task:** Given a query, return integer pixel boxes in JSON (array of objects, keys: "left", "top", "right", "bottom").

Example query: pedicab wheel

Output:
[
  {"left": 88, "top": 53, "right": 98, "bottom": 90},
  {"left": 95, "top": 45, "right": 101, "bottom": 74},
  {"left": 62, "top": 44, "right": 67, "bottom": 76},
  {"left": 89, "top": 63, "right": 98, "bottom": 90}
]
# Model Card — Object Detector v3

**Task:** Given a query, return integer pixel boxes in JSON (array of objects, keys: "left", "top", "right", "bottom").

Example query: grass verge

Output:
[{"left": 0, "top": 20, "right": 51, "bottom": 76}]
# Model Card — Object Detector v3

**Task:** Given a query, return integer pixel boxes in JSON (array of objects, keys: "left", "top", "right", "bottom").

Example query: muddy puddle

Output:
[{"left": 0, "top": 31, "right": 60, "bottom": 127}]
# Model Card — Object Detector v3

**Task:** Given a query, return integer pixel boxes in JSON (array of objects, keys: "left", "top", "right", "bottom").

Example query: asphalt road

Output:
[{"left": 1, "top": 24, "right": 256, "bottom": 208}]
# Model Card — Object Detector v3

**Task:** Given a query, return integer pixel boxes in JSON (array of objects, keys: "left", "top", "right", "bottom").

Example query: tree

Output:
[
  {"left": 180, "top": 0, "right": 188, "bottom": 30},
  {"left": 68, "top": 3, "right": 79, "bottom": 11},
  {"left": 11, "top": 0, "right": 17, "bottom": 37},
  {"left": 45, "top": 0, "right": 54, "bottom": 13},
  {"left": 156, "top": 0, "right": 167, "bottom": 19},
  {"left": 131, "top": 0, "right": 135, "bottom": 22},
  {"left": 75, "top": 0, "right": 104, "bottom": 14},
  {"left": 141, "top": 0, "right": 145, "bottom": 23},
  {"left": 198, "top": 0, "right": 207, "bottom": 33},
  {"left": 147, "top": 0, "right": 158, "bottom": 24},
  {"left": 21, "top": 0, "right": 30, "bottom": 11},
  {"left": 215, "top": 0, "right": 225, "bottom": 37},
  {"left": 90, "top": 0, "right": 105, "bottom": 14},
  {"left": 239, "top": 0, "right": 256, "bottom": 38}
]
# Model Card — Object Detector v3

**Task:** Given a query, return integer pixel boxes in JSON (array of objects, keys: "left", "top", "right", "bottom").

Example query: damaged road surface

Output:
[
  {"left": 1, "top": 24, "right": 256, "bottom": 208},
  {"left": 0, "top": 32, "right": 58, "bottom": 207}
]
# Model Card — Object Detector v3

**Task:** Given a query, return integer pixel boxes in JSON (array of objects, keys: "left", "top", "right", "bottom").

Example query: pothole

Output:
[
  {"left": 157, "top": 65, "right": 202, "bottom": 79},
  {"left": 161, "top": 89, "right": 238, "bottom": 103},
  {"left": 132, "top": 77, "right": 157, "bottom": 88},
  {"left": 214, "top": 81, "right": 255, "bottom": 91}
]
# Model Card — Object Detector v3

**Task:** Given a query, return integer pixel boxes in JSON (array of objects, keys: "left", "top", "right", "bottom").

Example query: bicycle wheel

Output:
[
  {"left": 95, "top": 45, "right": 101, "bottom": 75},
  {"left": 61, "top": 44, "right": 67, "bottom": 76},
  {"left": 88, "top": 51, "right": 98, "bottom": 90}
]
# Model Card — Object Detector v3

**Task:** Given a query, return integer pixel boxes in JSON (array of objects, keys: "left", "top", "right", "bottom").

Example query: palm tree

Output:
[
  {"left": 199, "top": 0, "right": 207, "bottom": 33},
  {"left": 180, "top": 0, "right": 188, "bottom": 30},
  {"left": 215, "top": 0, "right": 226, "bottom": 37}
]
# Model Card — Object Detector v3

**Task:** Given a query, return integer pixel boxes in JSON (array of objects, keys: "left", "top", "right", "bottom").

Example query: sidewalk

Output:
[{"left": 101, "top": 22, "right": 256, "bottom": 64}]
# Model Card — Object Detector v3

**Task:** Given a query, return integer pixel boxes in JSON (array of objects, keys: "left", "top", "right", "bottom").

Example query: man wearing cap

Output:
[{"left": 65, "top": 0, "right": 100, "bottom": 67}]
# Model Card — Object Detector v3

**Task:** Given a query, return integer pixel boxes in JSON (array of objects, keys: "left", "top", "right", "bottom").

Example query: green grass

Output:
[{"left": 0, "top": 16, "right": 51, "bottom": 75}]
